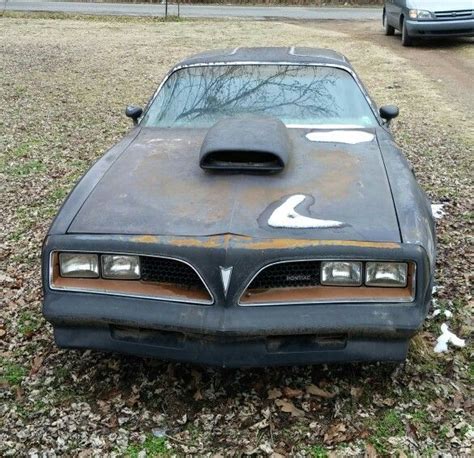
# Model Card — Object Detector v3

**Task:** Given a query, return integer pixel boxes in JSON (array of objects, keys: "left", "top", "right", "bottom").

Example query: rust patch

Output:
[
  {"left": 133, "top": 235, "right": 160, "bottom": 244},
  {"left": 168, "top": 237, "right": 224, "bottom": 248},
  {"left": 131, "top": 235, "right": 400, "bottom": 250},
  {"left": 131, "top": 235, "right": 224, "bottom": 248},
  {"left": 240, "top": 284, "right": 413, "bottom": 304},
  {"left": 235, "top": 238, "right": 401, "bottom": 250}
]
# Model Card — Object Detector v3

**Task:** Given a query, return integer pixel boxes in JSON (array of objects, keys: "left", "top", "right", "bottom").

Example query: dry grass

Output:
[{"left": 0, "top": 16, "right": 472, "bottom": 456}]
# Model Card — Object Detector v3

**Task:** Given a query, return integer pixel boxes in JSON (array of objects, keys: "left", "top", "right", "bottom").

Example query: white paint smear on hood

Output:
[
  {"left": 434, "top": 323, "right": 465, "bottom": 353},
  {"left": 268, "top": 194, "right": 344, "bottom": 229},
  {"left": 306, "top": 130, "right": 375, "bottom": 144},
  {"left": 431, "top": 203, "right": 445, "bottom": 219}
]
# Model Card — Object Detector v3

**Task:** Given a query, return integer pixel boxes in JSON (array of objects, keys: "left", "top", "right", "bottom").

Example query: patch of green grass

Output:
[
  {"left": 410, "top": 410, "right": 433, "bottom": 437},
  {"left": 18, "top": 311, "right": 42, "bottom": 337},
  {"left": 308, "top": 444, "right": 329, "bottom": 458},
  {"left": 0, "top": 358, "right": 27, "bottom": 386},
  {"left": 6, "top": 159, "right": 46, "bottom": 176},
  {"left": 46, "top": 187, "right": 68, "bottom": 204},
  {"left": 368, "top": 410, "right": 405, "bottom": 455},
  {"left": 126, "top": 435, "right": 169, "bottom": 458}
]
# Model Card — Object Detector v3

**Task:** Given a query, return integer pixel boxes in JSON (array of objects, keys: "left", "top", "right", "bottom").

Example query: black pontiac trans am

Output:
[{"left": 42, "top": 47, "right": 436, "bottom": 367}]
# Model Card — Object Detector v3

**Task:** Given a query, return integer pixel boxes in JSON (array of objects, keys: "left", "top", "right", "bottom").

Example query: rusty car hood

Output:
[{"left": 68, "top": 127, "right": 401, "bottom": 242}]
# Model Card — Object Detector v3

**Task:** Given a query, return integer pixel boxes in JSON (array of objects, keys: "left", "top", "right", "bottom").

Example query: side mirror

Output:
[
  {"left": 125, "top": 105, "right": 143, "bottom": 125},
  {"left": 379, "top": 105, "right": 399, "bottom": 125}
]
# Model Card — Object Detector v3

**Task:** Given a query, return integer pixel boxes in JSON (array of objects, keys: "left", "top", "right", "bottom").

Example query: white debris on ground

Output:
[
  {"left": 305, "top": 130, "right": 375, "bottom": 144},
  {"left": 431, "top": 203, "right": 445, "bottom": 219},
  {"left": 433, "top": 309, "right": 453, "bottom": 319},
  {"left": 434, "top": 323, "right": 466, "bottom": 353},
  {"left": 268, "top": 194, "right": 344, "bottom": 229}
]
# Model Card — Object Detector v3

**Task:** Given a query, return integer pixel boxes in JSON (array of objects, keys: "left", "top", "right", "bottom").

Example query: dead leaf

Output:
[
  {"left": 365, "top": 443, "right": 377, "bottom": 458},
  {"left": 97, "top": 400, "right": 111, "bottom": 414},
  {"left": 29, "top": 355, "right": 44, "bottom": 376},
  {"left": 15, "top": 386, "right": 24, "bottom": 401},
  {"left": 249, "top": 418, "right": 269, "bottom": 430},
  {"left": 275, "top": 399, "right": 305, "bottom": 417},
  {"left": 193, "top": 389, "right": 203, "bottom": 401},
  {"left": 267, "top": 388, "right": 282, "bottom": 400},
  {"left": 306, "top": 384, "right": 335, "bottom": 399},
  {"left": 282, "top": 387, "right": 303, "bottom": 398},
  {"left": 323, "top": 423, "right": 347, "bottom": 444},
  {"left": 350, "top": 386, "right": 363, "bottom": 398}
]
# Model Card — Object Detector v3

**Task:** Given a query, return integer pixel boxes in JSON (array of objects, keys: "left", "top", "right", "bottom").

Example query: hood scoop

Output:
[{"left": 199, "top": 116, "right": 290, "bottom": 173}]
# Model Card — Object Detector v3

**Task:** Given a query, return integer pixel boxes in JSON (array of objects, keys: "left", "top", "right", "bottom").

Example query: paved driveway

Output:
[{"left": 4, "top": 1, "right": 380, "bottom": 20}]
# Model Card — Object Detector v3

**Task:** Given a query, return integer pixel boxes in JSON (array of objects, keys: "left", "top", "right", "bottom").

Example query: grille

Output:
[
  {"left": 140, "top": 256, "right": 204, "bottom": 288},
  {"left": 248, "top": 261, "right": 320, "bottom": 289},
  {"left": 434, "top": 10, "right": 473, "bottom": 20}
]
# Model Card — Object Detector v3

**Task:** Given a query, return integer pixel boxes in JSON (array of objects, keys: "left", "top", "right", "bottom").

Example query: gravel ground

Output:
[{"left": 0, "top": 15, "right": 472, "bottom": 457}]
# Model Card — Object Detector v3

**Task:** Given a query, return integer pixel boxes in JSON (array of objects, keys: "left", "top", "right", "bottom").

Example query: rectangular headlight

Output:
[
  {"left": 59, "top": 253, "right": 99, "bottom": 278},
  {"left": 321, "top": 261, "right": 362, "bottom": 286},
  {"left": 102, "top": 255, "right": 140, "bottom": 280},
  {"left": 365, "top": 262, "right": 407, "bottom": 287}
]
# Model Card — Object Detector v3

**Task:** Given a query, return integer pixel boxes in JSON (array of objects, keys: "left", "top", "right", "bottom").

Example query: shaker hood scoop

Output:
[
  {"left": 199, "top": 116, "right": 290, "bottom": 173},
  {"left": 68, "top": 126, "right": 401, "bottom": 243}
]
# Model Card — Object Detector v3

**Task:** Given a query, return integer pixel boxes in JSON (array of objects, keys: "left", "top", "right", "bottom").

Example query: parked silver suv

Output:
[{"left": 383, "top": 0, "right": 474, "bottom": 46}]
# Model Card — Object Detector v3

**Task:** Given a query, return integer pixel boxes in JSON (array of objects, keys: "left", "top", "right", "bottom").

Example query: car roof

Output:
[{"left": 173, "top": 47, "right": 352, "bottom": 70}]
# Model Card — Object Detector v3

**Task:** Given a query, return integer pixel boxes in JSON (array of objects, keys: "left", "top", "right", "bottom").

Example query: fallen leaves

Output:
[
  {"left": 323, "top": 422, "right": 347, "bottom": 445},
  {"left": 267, "top": 388, "right": 282, "bottom": 400},
  {"left": 275, "top": 399, "right": 305, "bottom": 417},
  {"left": 306, "top": 384, "right": 336, "bottom": 399},
  {"left": 0, "top": 14, "right": 472, "bottom": 458},
  {"left": 29, "top": 354, "right": 44, "bottom": 376}
]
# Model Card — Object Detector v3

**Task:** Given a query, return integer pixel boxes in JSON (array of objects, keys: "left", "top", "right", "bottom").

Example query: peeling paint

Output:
[
  {"left": 268, "top": 194, "right": 344, "bottom": 229},
  {"left": 235, "top": 238, "right": 401, "bottom": 250},
  {"left": 306, "top": 130, "right": 375, "bottom": 144},
  {"left": 133, "top": 235, "right": 160, "bottom": 244},
  {"left": 131, "top": 234, "right": 401, "bottom": 251},
  {"left": 132, "top": 235, "right": 224, "bottom": 248}
]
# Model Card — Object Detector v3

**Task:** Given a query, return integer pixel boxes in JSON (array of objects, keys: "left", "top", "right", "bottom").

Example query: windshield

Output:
[{"left": 143, "top": 64, "right": 378, "bottom": 128}]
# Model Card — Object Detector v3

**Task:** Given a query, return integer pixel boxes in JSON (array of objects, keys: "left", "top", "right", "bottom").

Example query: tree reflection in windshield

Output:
[{"left": 144, "top": 65, "right": 377, "bottom": 128}]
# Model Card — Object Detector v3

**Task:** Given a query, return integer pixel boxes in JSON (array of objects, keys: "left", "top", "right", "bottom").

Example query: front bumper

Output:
[
  {"left": 42, "top": 234, "right": 432, "bottom": 367},
  {"left": 406, "top": 19, "right": 474, "bottom": 37}
]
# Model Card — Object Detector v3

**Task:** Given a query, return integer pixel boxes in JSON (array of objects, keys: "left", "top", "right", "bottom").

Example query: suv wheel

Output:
[{"left": 383, "top": 10, "right": 395, "bottom": 36}]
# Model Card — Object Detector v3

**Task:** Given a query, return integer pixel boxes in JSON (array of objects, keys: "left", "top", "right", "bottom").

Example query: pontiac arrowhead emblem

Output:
[{"left": 219, "top": 266, "right": 233, "bottom": 297}]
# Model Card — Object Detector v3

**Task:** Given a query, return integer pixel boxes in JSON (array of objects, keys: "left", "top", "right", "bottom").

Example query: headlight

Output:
[
  {"left": 101, "top": 255, "right": 140, "bottom": 280},
  {"left": 59, "top": 253, "right": 99, "bottom": 278},
  {"left": 321, "top": 261, "right": 362, "bottom": 286},
  {"left": 365, "top": 262, "right": 407, "bottom": 287},
  {"left": 409, "top": 9, "right": 433, "bottom": 19}
]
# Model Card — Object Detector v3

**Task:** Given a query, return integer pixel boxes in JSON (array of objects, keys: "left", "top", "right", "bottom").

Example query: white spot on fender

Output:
[
  {"left": 306, "top": 130, "right": 375, "bottom": 144},
  {"left": 268, "top": 195, "right": 344, "bottom": 229}
]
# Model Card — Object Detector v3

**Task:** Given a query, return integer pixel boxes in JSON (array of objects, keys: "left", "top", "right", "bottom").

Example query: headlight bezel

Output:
[
  {"left": 101, "top": 254, "right": 141, "bottom": 280},
  {"left": 321, "top": 261, "right": 363, "bottom": 287},
  {"left": 409, "top": 9, "right": 434, "bottom": 20},
  {"left": 365, "top": 262, "right": 408, "bottom": 288},
  {"left": 58, "top": 252, "right": 100, "bottom": 278}
]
